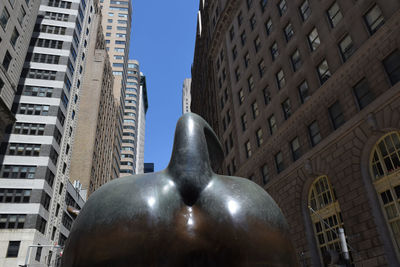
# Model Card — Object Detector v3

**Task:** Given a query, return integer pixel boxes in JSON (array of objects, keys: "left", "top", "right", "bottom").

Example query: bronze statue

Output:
[{"left": 62, "top": 113, "right": 298, "bottom": 266}]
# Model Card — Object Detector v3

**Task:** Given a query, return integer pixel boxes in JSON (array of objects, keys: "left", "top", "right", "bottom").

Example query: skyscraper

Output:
[
  {"left": 120, "top": 60, "right": 148, "bottom": 176},
  {"left": 0, "top": 0, "right": 41, "bottom": 140},
  {"left": 0, "top": 0, "right": 97, "bottom": 264},
  {"left": 182, "top": 78, "right": 191, "bottom": 114},
  {"left": 191, "top": 0, "right": 400, "bottom": 265},
  {"left": 99, "top": 0, "right": 132, "bottom": 179}
]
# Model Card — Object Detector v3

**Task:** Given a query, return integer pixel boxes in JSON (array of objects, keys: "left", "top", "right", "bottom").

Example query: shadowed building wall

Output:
[{"left": 191, "top": 0, "right": 400, "bottom": 265}]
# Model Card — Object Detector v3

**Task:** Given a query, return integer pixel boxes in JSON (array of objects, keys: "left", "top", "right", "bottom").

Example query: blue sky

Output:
[{"left": 129, "top": 1, "right": 200, "bottom": 171}]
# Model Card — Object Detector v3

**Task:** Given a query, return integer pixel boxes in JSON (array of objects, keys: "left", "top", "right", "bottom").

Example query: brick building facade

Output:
[{"left": 191, "top": 0, "right": 400, "bottom": 266}]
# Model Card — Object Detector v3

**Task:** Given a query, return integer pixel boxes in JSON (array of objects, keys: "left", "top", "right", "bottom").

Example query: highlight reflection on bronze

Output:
[{"left": 62, "top": 113, "right": 299, "bottom": 267}]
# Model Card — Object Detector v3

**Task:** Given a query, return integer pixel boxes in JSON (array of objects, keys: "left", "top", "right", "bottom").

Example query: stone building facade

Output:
[{"left": 191, "top": 0, "right": 400, "bottom": 266}]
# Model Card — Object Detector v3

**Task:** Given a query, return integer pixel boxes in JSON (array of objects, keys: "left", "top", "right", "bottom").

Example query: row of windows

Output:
[
  {"left": 0, "top": 189, "right": 31, "bottom": 203},
  {"left": 17, "top": 104, "right": 50, "bottom": 116},
  {"left": 23, "top": 68, "right": 57, "bottom": 80},
  {"left": 0, "top": 214, "right": 25, "bottom": 229},
  {"left": 44, "top": 11, "right": 70, "bottom": 21}
]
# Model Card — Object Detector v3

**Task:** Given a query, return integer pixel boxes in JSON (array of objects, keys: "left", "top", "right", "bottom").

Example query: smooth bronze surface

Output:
[{"left": 62, "top": 113, "right": 299, "bottom": 266}]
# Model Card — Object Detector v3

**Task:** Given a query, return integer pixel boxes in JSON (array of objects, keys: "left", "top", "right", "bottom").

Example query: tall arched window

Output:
[
  {"left": 309, "top": 176, "right": 344, "bottom": 261},
  {"left": 369, "top": 131, "right": 400, "bottom": 252}
]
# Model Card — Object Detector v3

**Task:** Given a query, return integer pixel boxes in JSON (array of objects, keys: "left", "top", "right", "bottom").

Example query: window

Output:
[
  {"left": 270, "top": 42, "right": 279, "bottom": 61},
  {"left": 32, "top": 53, "right": 60, "bottom": 64},
  {"left": 2, "top": 51, "right": 12, "bottom": 71},
  {"left": 275, "top": 151, "right": 284, "bottom": 173},
  {"left": 0, "top": 189, "right": 31, "bottom": 203},
  {"left": 48, "top": 0, "right": 71, "bottom": 8},
  {"left": 260, "top": 0, "right": 268, "bottom": 12},
  {"left": 237, "top": 11, "right": 243, "bottom": 26},
  {"left": 250, "top": 14, "right": 256, "bottom": 30},
  {"left": 291, "top": 49, "right": 302, "bottom": 71},
  {"left": 44, "top": 11, "right": 69, "bottom": 21},
  {"left": 240, "top": 31, "right": 246, "bottom": 46},
  {"left": 41, "top": 192, "right": 51, "bottom": 210},
  {"left": 0, "top": 7, "right": 10, "bottom": 30},
  {"left": 106, "top": 25, "right": 112, "bottom": 30},
  {"left": 291, "top": 137, "right": 301, "bottom": 161},
  {"left": 364, "top": 4, "right": 384, "bottom": 35},
  {"left": 256, "top": 128, "right": 263, "bottom": 147},
  {"left": 298, "top": 80, "right": 310, "bottom": 103},
  {"left": 261, "top": 164, "right": 269, "bottom": 184},
  {"left": 258, "top": 59, "right": 266, "bottom": 77},
  {"left": 229, "top": 26, "right": 235, "bottom": 40},
  {"left": 235, "top": 67, "right": 241, "bottom": 81},
  {"left": 308, "top": 28, "right": 320, "bottom": 51},
  {"left": 0, "top": 78, "right": 3, "bottom": 92},
  {"left": 284, "top": 23, "right": 294, "bottom": 42},
  {"left": 17, "top": 6, "right": 26, "bottom": 24},
  {"left": 36, "top": 217, "right": 47, "bottom": 234},
  {"left": 308, "top": 121, "right": 321, "bottom": 146},
  {"left": 309, "top": 176, "right": 345, "bottom": 263},
  {"left": 277, "top": 0, "right": 287, "bottom": 16},
  {"left": 232, "top": 46, "right": 238, "bottom": 60},
  {"left": 12, "top": 122, "right": 45, "bottom": 135},
  {"left": 254, "top": 36, "right": 261, "bottom": 52},
  {"left": 268, "top": 114, "right": 277, "bottom": 135},
  {"left": 0, "top": 215, "right": 25, "bottom": 229},
  {"left": 1, "top": 165, "right": 36, "bottom": 179},
  {"left": 327, "top": 2, "right": 343, "bottom": 28},
  {"left": 40, "top": 25, "right": 66, "bottom": 35},
  {"left": 35, "top": 246, "right": 42, "bottom": 262},
  {"left": 241, "top": 114, "right": 247, "bottom": 131},
  {"left": 281, "top": 98, "right": 291, "bottom": 120},
  {"left": 383, "top": 50, "right": 400, "bottom": 86},
  {"left": 339, "top": 35, "right": 354, "bottom": 62},
  {"left": 8, "top": 143, "right": 41, "bottom": 156},
  {"left": 265, "top": 18, "right": 272, "bottom": 35},
  {"left": 353, "top": 78, "right": 374, "bottom": 110},
  {"left": 329, "top": 101, "right": 345, "bottom": 129},
  {"left": 276, "top": 69, "right": 285, "bottom": 89},
  {"left": 245, "top": 141, "right": 252, "bottom": 158},
  {"left": 238, "top": 89, "right": 244, "bottom": 105},
  {"left": 18, "top": 104, "right": 49, "bottom": 116},
  {"left": 263, "top": 87, "right": 271, "bottom": 105},
  {"left": 247, "top": 75, "right": 254, "bottom": 91},
  {"left": 251, "top": 101, "right": 259, "bottom": 118},
  {"left": 6, "top": 241, "right": 21, "bottom": 257},
  {"left": 300, "top": 0, "right": 311, "bottom": 21},
  {"left": 24, "top": 69, "right": 57, "bottom": 80},
  {"left": 33, "top": 38, "right": 64, "bottom": 49},
  {"left": 244, "top": 52, "right": 250, "bottom": 68},
  {"left": 317, "top": 59, "right": 331, "bottom": 84}
]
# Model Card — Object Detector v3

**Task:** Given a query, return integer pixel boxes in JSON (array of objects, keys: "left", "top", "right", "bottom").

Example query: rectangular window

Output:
[
  {"left": 281, "top": 98, "right": 291, "bottom": 120},
  {"left": 339, "top": 35, "right": 354, "bottom": 62},
  {"left": 278, "top": 0, "right": 287, "bottom": 16},
  {"left": 263, "top": 87, "right": 271, "bottom": 105},
  {"left": 245, "top": 141, "right": 252, "bottom": 158},
  {"left": 241, "top": 114, "right": 247, "bottom": 131},
  {"left": 329, "top": 101, "right": 345, "bottom": 129},
  {"left": 308, "top": 121, "right": 322, "bottom": 146},
  {"left": 353, "top": 78, "right": 374, "bottom": 109},
  {"left": 6, "top": 241, "right": 20, "bottom": 257},
  {"left": 268, "top": 114, "right": 277, "bottom": 134},
  {"left": 0, "top": 189, "right": 31, "bottom": 203},
  {"left": 265, "top": 18, "right": 272, "bottom": 35},
  {"left": 327, "top": 2, "right": 343, "bottom": 28},
  {"left": 291, "top": 49, "right": 302, "bottom": 71},
  {"left": 364, "top": 4, "right": 384, "bottom": 35},
  {"left": 300, "top": 0, "right": 311, "bottom": 21},
  {"left": 238, "top": 89, "right": 244, "bottom": 105},
  {"left": 258, "top": 59, "right": 266, "bottom": 77},
  {"left": 291, "top": 137, "right": 301, "bottom": 161},
  {"left": 252, "top": 101, "right": 259, "bottom": 118},
  {"left": 308, "top": 28, "right": 320, "bottom": 51},
  {"left": 270, "top": 42, "right": 279, "bottom": 61},
  {"left": 298, "top": 80, "right": 310, "bottom": 103},
  {"left": 261, "top": 164, "right": 269, "bottom": 184},
  {"left": 247, "top": 75, "right": 254, "bottom": 91},
  {"left": 383, "top": 50, "right": 400, "bottom": 86},
  {"left": 0, "top": 7, "right": 10, "bottom": 30},
  {"left": 256, "top": 128, "right": 263, "bottom": 147},
  {"left": 1, "top": 165, "right": 36, "bottom": 179},
  {"left": 254, "top": 36, "right": 261, "bottom": 53},
  {"left": 17, "top": 6, "right": 26, "bottom": 24},
  {"left": 35, "top": 246, "right": 42, "bottom": 262},
  {"left": 2, "top": 51, "right": 12, "bottom": 71},
  {"left": 317, "top": 59, "right": 331, "bottom": 84},
  {"left": 275, "top": 151, "right": 284, "bottom": 173},
  {"left": 284, "top": 23, "right": 294, "bottom": 42},
  {"left": 1, "top": 215, "right": 25, "bottom": 229},
  {"left": 276, "top": 69, "right": 285, "bottom": 89}
]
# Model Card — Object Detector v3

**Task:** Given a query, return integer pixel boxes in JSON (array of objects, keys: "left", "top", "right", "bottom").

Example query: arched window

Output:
[
  {"left": 309, "top": 176, "right": 344, "bottom": 261},
  {"left": 369, "top": 131, "right": 400, "bottom": 251}
]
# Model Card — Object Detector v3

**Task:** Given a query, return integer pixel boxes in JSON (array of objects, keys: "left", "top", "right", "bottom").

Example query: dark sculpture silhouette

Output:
[{"left": 62, "top": 113, "right": 298, "bottom": 266}]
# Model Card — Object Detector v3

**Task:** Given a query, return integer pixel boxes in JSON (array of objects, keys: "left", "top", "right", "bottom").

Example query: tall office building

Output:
[
  {"left": 69, "top": 1, "right": 116, "bottom": 199},
  {"left": 120, "top": 60, "right": 148, "bottom": 176},
  {"left": 99, "top": 0, "right": 132, "bottom": 179},
  {"left": 0, "top": 0, "right": 96, "bottom": 264},
  {"left": 191, "top": 0, "right": 400, "bottom": 265},
  {"left": 182, "top": 78, "right": 191, "bottom": 114},
  {"left": 0, "top": 0, "right": 41, "bottom": 140}
]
